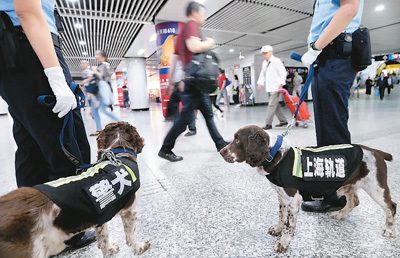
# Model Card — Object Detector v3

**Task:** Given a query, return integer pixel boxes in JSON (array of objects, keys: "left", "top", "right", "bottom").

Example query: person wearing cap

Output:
[
  {"left": 257, "top": 45, "right": 288, "bottom": 130},
  {"left": 300, "top": 0, "right": 364, "bottom": 213}
]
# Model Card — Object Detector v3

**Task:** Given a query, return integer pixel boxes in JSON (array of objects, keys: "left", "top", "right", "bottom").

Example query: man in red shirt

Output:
[{"left": 159, "top": 1, "right": 229, "bottom": 162}]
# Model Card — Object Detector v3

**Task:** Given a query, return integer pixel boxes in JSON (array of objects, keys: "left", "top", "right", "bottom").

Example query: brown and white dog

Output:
[
  {"left": 220, "top": 125, "right": 396, "bottom": 253},
  {"left": 0, "top": 121, "right": 150, "bottom": 258}
]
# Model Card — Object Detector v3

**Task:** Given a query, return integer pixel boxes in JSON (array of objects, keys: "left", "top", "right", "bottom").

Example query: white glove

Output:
[
  {"left": 301, "top": 47, "right": 322, "bottom": 67},
  {"left": 44, "top": 67, "right": 77, "bottom": 118}
]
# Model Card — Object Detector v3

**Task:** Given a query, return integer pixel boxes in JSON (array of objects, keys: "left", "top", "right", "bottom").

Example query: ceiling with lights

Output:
[{"left": 57, "top": 0, "right": 400, "bottom": 77}]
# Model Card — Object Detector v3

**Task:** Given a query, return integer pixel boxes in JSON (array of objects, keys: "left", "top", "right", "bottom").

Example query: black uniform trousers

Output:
[
  {"left": 0, "top": 35, "right": 90, "bottom": 187},
  {"left": 312, "top": 50, "right": 357, "bottom": 147},
  {"left": 161, "top": 84, "right": 224, "bottom": 153}
]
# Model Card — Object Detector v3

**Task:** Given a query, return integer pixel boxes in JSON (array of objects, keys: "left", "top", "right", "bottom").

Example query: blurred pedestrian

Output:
[
  {"left": 292, "top": 71, "right": 303, "bottom": 97},
  {"left": 232, "top": 74, "right": 240, "bottom": 104},
  {"left": 217, "top": 68, "right": 230, "bottom": 111},
  {"left": 376, "top": 72, "right": 388, "bottom": 101},
  {"left": 257, "top": 45, "right": 288, "bottom": 130},
  {"left": 365, "top": 76, "right": 373, "bottom": 96},
  {"left": 158, "top": 1, "right": 229, "bottom": 162},
  {"left": 122, "top": 85, "right": 130, "bottom": 108}
]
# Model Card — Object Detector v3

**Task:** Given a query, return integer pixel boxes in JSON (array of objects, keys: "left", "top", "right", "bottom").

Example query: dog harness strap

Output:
[{"left": 258, "top": 135, "right": 283, "bottom": 167}]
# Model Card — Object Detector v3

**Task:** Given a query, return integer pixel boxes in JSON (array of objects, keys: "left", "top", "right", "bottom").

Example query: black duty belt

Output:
[
  {"left": 13, "top": 26, "right": 62, "bottom": 49},
  {"left": 319, "top": 32, "right": 352, "bottom": 61}
]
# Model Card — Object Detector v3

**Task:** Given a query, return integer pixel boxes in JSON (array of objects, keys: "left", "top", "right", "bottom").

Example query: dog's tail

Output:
[
  {"left": 360, "top": 145, "right": 393, "bottom": 162},
  {"left": 375, "top": 149, "right": 393, "bottom": 161}
]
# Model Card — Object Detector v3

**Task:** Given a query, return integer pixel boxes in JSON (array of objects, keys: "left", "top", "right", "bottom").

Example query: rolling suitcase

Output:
[{"left": 278, "top": 88, "right": 311, "bottom": 128}]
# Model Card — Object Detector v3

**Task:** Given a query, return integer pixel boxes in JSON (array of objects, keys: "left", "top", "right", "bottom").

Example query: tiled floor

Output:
[{"left": 1, "top": 87, "right": 400, "bottom": 257}]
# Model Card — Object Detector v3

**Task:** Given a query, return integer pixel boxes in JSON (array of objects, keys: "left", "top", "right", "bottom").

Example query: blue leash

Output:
[
  {"left": 281, "top": 52, "right": 315, "bottom": 137},
  {"left": 289, "top": 52, "right": 314, "bottom": 119},
  {"left": 38, "top": 83, "right": 92, "bottom": 170}
]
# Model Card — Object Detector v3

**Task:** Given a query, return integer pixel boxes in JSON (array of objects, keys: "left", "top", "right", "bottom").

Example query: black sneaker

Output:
[
  {"left": 275, "top": 122, "right": 288, "bottom": 127},
  {"left": 158, "top": 150, "right": 183, "bottom": 162},
  {"left": 216, "top": 141, "right": 230, "bottom": 152},
  {"left": 262, "top": 124, "right": 272, "bottom": 130},
  {"left": 301, "top": 200, "right": 346, "bottom": 213},
  {"left": 184, "top": 130, "right": 196, "bottom": 137}
]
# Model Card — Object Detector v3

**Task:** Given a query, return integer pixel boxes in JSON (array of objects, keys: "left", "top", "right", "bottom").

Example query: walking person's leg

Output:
[
  {"left": 185, "top": 110, "right": 197, "bottom": 136},
  {"left": 264, "top": 92, "right": 281, "bottom": 128},
  {"left": 90, "top": 96, "right": 102, "bottom": 134},
  {"left": 216, "top": 90, "right": 223, "bottom": 109},
  {"left": 211, "top": 95, "right": 223, "bottom": 113},
  {"left": 99, "top": 97, "right": 120, "bottom": 121},
  {"left": 197, "top": 94, "right": 228, "bottom": 151},
  {"left": 159, "top": 93, "right": 196, "bottom": 161},
  {"left": 380, "top": 88, "right": 385, "bottom": 100},
  {"left": 223, "top": 88, "right": 230, "bottom": 109}
]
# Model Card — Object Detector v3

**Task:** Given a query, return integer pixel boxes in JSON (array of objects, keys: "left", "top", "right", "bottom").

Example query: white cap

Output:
[{"left": 260, "top": 45, "right": 273, "bottom": 53}]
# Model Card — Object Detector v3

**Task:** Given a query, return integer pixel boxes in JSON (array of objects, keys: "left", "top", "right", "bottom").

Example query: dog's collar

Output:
[
  {"left": 110, "top": 147, "right": 137, "bottom": 158},
  {"left": 258, "top": 135, "right": 283, "bottom": 167}
]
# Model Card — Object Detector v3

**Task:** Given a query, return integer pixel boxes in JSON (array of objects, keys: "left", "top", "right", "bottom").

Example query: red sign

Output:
[{"left": 234, "top": 64, "right": 240, "bottom": 69}]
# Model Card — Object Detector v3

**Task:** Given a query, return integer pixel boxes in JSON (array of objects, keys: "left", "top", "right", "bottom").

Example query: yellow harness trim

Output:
[
  {"left": 45, "top": 160, "right": 137, "bottom": 188},
  {"left": 292, "top": 147, "right": 303, "bottom": 178},
  {"left": 122, "top": 164, "right": 137, "bottom": 182},
  {"left": 300, "top": 144, "right": 353, "bottom": 153}
]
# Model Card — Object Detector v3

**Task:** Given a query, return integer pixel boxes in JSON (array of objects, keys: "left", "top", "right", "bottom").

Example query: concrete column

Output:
[{"left": 126, "top": 57, "right": 150, "bottom": 110}]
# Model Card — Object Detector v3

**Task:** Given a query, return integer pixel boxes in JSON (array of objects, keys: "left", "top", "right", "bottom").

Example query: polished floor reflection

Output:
[{"left": 0, "top": 87, "right": 399, "bottom": 257}]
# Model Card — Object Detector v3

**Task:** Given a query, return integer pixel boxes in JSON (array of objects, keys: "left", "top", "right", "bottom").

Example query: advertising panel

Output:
[
  {"left": 116, "top": 71, "right": 128, "bottom": 107},
  {"left": 155, "top": 22, "right": 183, "bottom": 117}
]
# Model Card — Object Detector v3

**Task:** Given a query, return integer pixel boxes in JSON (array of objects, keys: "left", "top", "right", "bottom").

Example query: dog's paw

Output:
[
  {"left": 331, "top": 211, "right": 345, "bottom": 220},
  {"left": 134, "top": 240, "right": 150, "bottom": 255},
  {"left": 382, "top": 228, "right": 396, "bottom": 237},
  {"left": 268, "top": 225, "right": 282, "bottom": 236},
  {"left": 274, "top": 240, "right": 289, "bottom": 253},
  {"left": 104, "top": 243, "right": 120, "bottom": 257}
]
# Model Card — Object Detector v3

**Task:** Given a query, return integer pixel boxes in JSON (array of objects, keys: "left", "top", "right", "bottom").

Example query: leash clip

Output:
[
  {"left": 100, "top": 150, "right": 121, "bottom": 166},
  {"left": 282, "top": 117, "right": 296, "bottom": 137}
]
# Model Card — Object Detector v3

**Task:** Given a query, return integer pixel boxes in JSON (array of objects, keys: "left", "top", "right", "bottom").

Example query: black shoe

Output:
[
  {"left": 301, "top": 200, "right": 346, "bottom": 213},
  {"left": 262, "top": 124, "right": 272, "bottom": 130},
  {"left": 216, "top": 140, "right": 230, "bottom": 152},
  {"left": 275, "top": 122, "right": 288, "bottom": 127},
  {"left": 184, "top": 130, "right": 196, "bottom": 137},
  {"left": 53, "top": 230, "right": 96, "bottom": 256},
  {"left": 158, "top": 150, "right": 183, "bottom": 162}
]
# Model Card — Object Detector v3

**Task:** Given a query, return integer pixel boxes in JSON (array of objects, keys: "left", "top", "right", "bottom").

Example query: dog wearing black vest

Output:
[
  {"left": 220, "top": 125, "right": 396, "bottom": 253},
  {"left": 0, "top": 121, "right": 150, "bottom": 258}
]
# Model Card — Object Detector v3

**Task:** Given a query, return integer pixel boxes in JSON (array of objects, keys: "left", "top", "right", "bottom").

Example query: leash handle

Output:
[{"left": 38, "top": 82, "right": 92, "bottom": 170}]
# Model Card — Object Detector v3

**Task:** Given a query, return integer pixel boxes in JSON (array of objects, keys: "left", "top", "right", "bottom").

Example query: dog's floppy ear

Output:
[
  {"left": 245, "top": 131, "right": 269, "bottom": 167},
  {"left": 127, "top": 124, "right": 144, "bottom": 154}
]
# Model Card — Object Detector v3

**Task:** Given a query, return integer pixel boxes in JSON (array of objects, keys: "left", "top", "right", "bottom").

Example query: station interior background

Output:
[
  {"left": 54, "top": 0, "right": 400, "bottom": 105},
  {"left": 0, "top": 0, "right": 400, "bottom": 257}
]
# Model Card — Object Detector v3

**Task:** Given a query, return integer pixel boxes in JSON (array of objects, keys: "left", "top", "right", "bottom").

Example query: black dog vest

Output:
[
  {"left": 266, "top": 144, "right": 363, "bottom": 201},
  {"left": 33, "top": 157, "right": 140, "bottom": 226}
]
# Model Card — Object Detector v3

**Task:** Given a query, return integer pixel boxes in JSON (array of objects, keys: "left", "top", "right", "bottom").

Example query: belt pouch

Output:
[
  {"left": 352, "top": 27, "right": 372, "bottom": 71},
  {"left": 335, "top": 32, "right": 352, "bottom": 58},
  {"left": 0, "top": 12, "right": 20, "bottom": 69}
]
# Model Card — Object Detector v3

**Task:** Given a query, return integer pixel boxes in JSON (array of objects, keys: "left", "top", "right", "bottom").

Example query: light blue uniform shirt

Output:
[
  {"left": 308, "top": 0, "right": 364, "bottom": 43},
  {"left": 0, "top": 0, "right": 58, "bottom": 35}
]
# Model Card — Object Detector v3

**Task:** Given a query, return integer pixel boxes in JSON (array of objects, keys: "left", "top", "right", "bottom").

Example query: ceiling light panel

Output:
[{"left": 56, "top": 0, "right": 167, "bottom": 74}]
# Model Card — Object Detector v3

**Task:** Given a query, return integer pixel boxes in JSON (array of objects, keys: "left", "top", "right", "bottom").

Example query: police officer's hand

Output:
[
  {"left": 301, "top": 47, "right": 322, "bottom": 67},
  {"left": 44, "top": 67, "right": 77, "bottom": 118}
]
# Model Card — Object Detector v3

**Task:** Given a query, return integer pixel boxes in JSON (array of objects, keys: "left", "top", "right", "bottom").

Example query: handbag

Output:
[
  {"left": 183, "top": 23, "right": 219, "bottom": 94},
  {"left": 376, "top": 88, "right": 380, "bottom": 96},
  {"left": 352, "top": 27, "right": 372, "bottom": 71}
]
